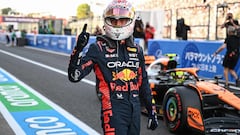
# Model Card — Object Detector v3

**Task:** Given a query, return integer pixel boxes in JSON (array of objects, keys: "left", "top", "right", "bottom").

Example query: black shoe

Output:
[
  {"left": 224, "top": 84, "right": 229, "bottom": 89},
  {"left": 236, "top": 79, "right": 240, "bottom": 87}
]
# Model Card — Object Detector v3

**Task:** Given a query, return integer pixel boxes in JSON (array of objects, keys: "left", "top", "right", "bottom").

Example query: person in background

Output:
[
  {"left": 176, "top": 18, "right": 191, "bottom": 40},
  {"left": 15, "top": 29, "right": 21, "bottom": 38},
  {"left": 67, "top": 0, "right": 158, "bottom": 134},
  {"left": 42, "top": 25, "right": 49, "bottom": 34},
  {"left": 92, "top": 25, "right": 103, "bottom": 36},
  {"left": 5, "top": 29, "right": 10, "bottom": 45},
  {"left": 144, "top": 22, "right": 155, "bottom": 48},
  {"left": 31, "top": 27, "right": 38, "bottom": 45},
  {"left": 133, "top": 16, "right": 145, "bottom": 39},
  {"left": 31, "top": 27, "right": 37, "bottom": 35},
  {"left": 15, "top": 29, "right": 22, "bottom": 46},
  {"left": 9, "top": 29, "right": 16, "bottom": 47},
  {"left": 221, "top": 12, "right": 239, "bottom": 38},
  {"left": 214, "top": 26, "right": 240, "bottom": 88},
  {"left": 38, "top": 25, "right": 45, "bottom": 34}
]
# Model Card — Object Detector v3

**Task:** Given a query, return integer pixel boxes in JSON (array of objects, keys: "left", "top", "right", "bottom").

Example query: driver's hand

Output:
[{"left": 75, "top": 24, "right": 90, "bottom": 52}]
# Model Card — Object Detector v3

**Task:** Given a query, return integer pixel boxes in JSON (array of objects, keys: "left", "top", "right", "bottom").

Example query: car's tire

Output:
[{"left": 163, "top": 86, "right": 203, "bottom": 134}]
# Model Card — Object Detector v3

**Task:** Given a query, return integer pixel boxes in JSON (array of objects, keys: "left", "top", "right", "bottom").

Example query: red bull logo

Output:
[{"left": 112, "top": 68, "right": 137, "bottom": 81}]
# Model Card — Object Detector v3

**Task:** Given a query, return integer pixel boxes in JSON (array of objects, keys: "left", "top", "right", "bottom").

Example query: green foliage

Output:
[
  {"left": 1, "top": 7, "right": 12, "bottom": 15},
  {"left": 76, "top": 3, "right": 93, "bottom": 19}
]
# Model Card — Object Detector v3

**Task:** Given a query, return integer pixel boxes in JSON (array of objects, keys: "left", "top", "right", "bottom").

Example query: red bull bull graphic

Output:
[{"left": 112, "top": 68, "right": 137, "bottom": 81}]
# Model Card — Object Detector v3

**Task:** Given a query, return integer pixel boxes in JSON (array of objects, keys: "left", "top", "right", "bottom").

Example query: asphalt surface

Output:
[{"left": 0, "top": 44, "right": 199, "bottom": 135}]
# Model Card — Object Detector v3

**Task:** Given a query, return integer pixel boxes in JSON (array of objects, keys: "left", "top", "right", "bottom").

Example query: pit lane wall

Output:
[
  {"left": 23, "top": 34, "right": 145, "bottom": 54},
  {"left": 0, "top": 33, "right": 239, "bottom": 82}
]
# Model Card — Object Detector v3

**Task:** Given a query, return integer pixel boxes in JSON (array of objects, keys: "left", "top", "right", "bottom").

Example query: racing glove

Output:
[
  {"left": 75, "top": 23, "right": 90, "bottom": 52},
  {"left": 147, "top": 110, "right": 158, "bottom": 130},
  {"left": 68, "top": 24, "right": 90, "bottom": 82},
  {"left": 69, "top": 24, "right": 90, "bottom": 66}
]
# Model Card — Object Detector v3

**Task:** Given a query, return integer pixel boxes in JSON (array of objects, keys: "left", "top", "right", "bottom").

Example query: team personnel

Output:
[
  {"left": 221, "top": 12, "right": 239, "bottom": 38},
  {"left": 214, "top": 26, "right": 240, "bottom": 88},
  {"left": 68, "top": 0, "right": 158, "bottom": 135}
]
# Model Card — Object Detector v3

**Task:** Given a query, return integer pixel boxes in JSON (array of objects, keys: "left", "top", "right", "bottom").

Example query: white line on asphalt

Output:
[
  {"left": 0, "top": 67, "right": 100, "bottom": 135},
  {"left": 0, "top": 102, "right": 26, "bottom": 135},
  {"left": 0, "top": 49, "right": 96, "bottom": 86}
]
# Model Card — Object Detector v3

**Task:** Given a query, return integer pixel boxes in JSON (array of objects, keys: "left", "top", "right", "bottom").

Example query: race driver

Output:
[{"left": 68, "top": 0, "right": 158, "bottom": 134}]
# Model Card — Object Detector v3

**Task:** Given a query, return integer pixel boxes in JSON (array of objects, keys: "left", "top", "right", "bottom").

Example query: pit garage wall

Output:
[{"left": 0, "top": 33, "right": 239, "bottom": 82}]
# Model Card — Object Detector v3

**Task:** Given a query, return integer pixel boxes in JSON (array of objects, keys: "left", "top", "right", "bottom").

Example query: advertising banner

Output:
[
  {"left": 24, "top": 33, "right": 240, "bottom": 82},
  {"left": 148, "top": 39, "right": 240, "bottom": 82}
]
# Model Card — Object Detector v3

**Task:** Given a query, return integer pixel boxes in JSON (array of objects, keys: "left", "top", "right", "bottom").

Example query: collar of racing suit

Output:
[{"left": 96, "top": 35, "right": 135, "bottom": 49}]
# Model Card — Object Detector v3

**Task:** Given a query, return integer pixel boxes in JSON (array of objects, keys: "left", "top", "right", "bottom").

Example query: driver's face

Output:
[{"left": 105, "top": 18, "right": 131, "bottom": 27}]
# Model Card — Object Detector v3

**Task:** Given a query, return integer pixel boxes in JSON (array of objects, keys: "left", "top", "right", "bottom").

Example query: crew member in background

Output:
[
  {"left": 133, "top": 16, "right": 145, "bottom": 39},
  {"left": 221, "top": 12, "right": 239, "bottom": 38},
  {"left": 176, "top": 18, "right": 191, "bottom": 40},
  {"left": 214, "top": 26, "right": 240, "bottom": 88},
  {"left": 144, "top": 22, "right": 155, "bottom": 48}
]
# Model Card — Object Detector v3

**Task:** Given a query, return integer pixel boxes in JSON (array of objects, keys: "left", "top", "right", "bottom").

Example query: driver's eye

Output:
[
  {"left": 105, "top": 18, "right": 131, "bottom": 27},
  {"left": 109, "top": 18, "right": 118, "bottom": 25}
]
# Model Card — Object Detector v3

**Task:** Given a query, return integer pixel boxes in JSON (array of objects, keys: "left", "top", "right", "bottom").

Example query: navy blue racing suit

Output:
[{"left": 68, "top": 35, "right": 154, "bottom": 135}]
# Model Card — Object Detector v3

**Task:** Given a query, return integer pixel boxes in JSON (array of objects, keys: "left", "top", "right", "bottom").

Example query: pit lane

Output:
[{"left": 0, "top": 44, "right": 206, "bottom": 135}]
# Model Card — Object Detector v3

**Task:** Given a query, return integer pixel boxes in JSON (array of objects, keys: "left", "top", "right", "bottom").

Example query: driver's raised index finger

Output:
[{"left": 82, "top": 24, "right": 87, "bottom": 32}]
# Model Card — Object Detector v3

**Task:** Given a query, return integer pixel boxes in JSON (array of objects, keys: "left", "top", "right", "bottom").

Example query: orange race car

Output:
[{"left": 145, "top": 54, "right": 240, "bottom": 135}]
